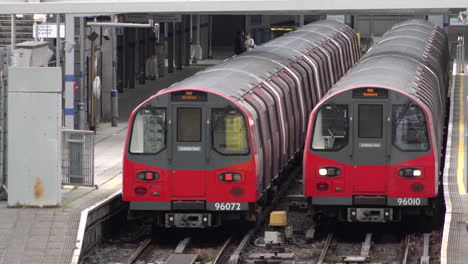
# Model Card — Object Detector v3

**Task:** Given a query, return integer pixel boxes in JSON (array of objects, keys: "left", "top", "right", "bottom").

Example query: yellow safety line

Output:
[
  {"left": 104, "top": 177, "right": 122, "bottom": 189},
  {"left": 458, "top": 73, "right": 467, "bottom": 194}
]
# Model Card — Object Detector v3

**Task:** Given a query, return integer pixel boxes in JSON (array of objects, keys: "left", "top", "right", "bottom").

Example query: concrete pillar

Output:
[
  {"left": 345, "top": 15, "right": 353, "bottom": 28},
  {"left": 296, "top": 15, "right": 304, "bottom": 27},
  {"left": 64, "top": 14, "right": 75, "bottom": 128},
  {"left": 428, "top": 15, "right": 444, "bottom": 29}
]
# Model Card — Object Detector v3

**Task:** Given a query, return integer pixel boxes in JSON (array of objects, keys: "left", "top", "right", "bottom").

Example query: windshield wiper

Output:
[
  {"left": 211, "top": 105, "right": 232, "bottom": 131},
  {"left": 144, "top": 105, "right": 166, "bottom": 131},
  {"left": 393, "top": 102, "right": 412, "bottom": 127},
  {"left": 329, "top": 101, "right": 348, "bottom": 128}
]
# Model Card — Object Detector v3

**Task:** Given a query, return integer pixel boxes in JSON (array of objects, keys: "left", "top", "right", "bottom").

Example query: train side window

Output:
[
  {"left": 311, "top": 104, "right": 348, "bottom": 151},
  {"left": 177, "top": 108, "right": 202, "bottom": 142},
  {"left": 129, "top": 107, "right": 166, "bottom": 154},
  {"left": 358, "top": 104, "right": 383, "bottom": 138},
  {"left": 392, "top": 104, "right": 429, "bottom": 151},
  {"left": 211, "top": 109, "right": 250, "bottom": 155}
]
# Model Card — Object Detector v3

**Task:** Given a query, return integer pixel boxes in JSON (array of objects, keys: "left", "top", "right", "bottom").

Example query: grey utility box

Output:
[{"left": 8, "top": 67, "right": 62, "bottom": 207}]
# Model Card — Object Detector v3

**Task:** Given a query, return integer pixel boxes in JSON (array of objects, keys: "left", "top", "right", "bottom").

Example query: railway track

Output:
[
  {"left": 124, "top": 232, "right": 236, "bottom": 264},
  {"left": 314, "top": 231, "right": 433, "bottom": 264}
]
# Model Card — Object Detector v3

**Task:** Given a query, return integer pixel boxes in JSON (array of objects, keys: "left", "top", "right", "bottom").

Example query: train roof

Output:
[
  {"left": 325, "top": 19, "right": 447, "bottom": 98},
  {"left": 160, "top": 20, "right": 353, "bottom": 100}
]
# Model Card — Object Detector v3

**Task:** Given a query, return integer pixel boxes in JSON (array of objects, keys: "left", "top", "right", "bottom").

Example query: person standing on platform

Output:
[
  {"left": 234, "top": 31, "right": 246, "bottom": 55},
  {"left": 244, "top": 33, "right": 256, "bottom": 51}
]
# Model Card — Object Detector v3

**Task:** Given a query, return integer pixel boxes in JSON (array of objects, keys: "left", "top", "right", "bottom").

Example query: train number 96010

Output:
[
  {"left": 214, "top": 202, "right": 241, "bottom": 211},
  {"left": 396, "top": 198, "right": 422, "bottom": 206}
]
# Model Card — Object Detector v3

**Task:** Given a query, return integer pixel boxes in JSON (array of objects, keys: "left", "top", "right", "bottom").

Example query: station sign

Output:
[
  {"left": 33, "top": 23, "right": 65, "bottom": 39},
  {"left": 125, "top": 14, "right": 182, "bottom": 23}
]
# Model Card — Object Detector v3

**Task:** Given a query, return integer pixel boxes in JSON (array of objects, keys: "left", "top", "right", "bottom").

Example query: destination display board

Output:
[{"left": 352, "top": 87, "right": 388, "bottom": 98}]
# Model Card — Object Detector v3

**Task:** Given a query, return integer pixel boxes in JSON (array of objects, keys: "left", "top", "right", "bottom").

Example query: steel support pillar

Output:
[
  {"left": 64, "top": 14, "right": 75, "bottom": 128},
  {"left": 56, "top": 14, "right": 61, "bottom": 67},
  {"left": 79, "top": 16, "right": 86, "bottom": 130},
  {"left": 11, "top": 15, "right": 15, "bottom": 51},
  {"left": 183, "top": 15, "right": 190, "bottom": 66},
  {"left": 168, "top": 23, "right": 174, "bottom": 73},
  {"left": 117, "top": 25, "right": 124, "bottom": 93},
  {"left": 128, "top": 28, "right": 135, "bottom": 88},
  {"left": 175, "top": 22, "right": 182, "bottom": 70},
  {"left": 208, "top": 16, "right": 213, "bottom": 59}
]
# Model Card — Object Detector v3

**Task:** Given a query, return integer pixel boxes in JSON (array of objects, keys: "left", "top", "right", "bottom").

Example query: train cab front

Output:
[
  {"left": 123, "top": 89, "right": 257, "bottom": 228},
  {"left": 304, "top": 87, "right": 437, "bottom": 223}
]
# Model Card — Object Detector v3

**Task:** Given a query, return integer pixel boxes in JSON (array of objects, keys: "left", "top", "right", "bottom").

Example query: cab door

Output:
[
  {"left": 352, "top": 102, "right": 390, "bottom": 193},
  {"left": 170, "top": 105, "right": 207, "bottom": 197}
]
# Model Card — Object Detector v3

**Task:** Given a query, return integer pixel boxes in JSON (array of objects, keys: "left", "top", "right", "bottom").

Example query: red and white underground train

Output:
[
  {"left": 123, "top": 20, "right": 360, "bottom": 228},
  {"left": 304, "top": 20, "right": 449, "bottom": 222}
]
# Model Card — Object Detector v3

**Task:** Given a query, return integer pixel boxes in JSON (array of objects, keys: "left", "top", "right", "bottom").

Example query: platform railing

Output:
[{"left": 62, "top": 129, "right": 95, "bottom": 187}]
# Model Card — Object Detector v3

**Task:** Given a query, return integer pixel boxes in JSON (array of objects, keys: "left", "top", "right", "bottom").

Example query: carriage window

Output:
[
  {"left": 212, "top": 109, "right": 249, "bottom": 155},
  {"left": 311, "top": 104, "right": 348, "bottom": 151},
  {"left": 129, "top": 107, "right": 166, "bottom": 154},
  {"left": 392, "top": 104, "right": 429, "bottom": 151},
  {"left": 359, "top": 104, "right": 382, "bottom": 138},
  {"left": 177, "top": 108, "right": 201, "bottom": 142}
]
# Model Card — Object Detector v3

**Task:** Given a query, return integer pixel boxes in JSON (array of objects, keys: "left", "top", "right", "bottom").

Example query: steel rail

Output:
[
  {"left": 213, "top": 237, "right": 232, "bottom": 264},
  {"left": 127, "top": 238, "right": 152, "bottom": 264},
  {"left": 316, "top": 233, "right": 333, "bottom": 264},
  {"left": 400, "top": 234, "right": 411, "bottom": 264},
  {"left": 228, "top": 166, "right": 301, "bottom": 264}
]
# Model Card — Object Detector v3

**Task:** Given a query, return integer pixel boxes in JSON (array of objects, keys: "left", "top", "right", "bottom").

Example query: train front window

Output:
[
  {"left": 311, "top": 104, "right": 348, "bottom": 151},
  {"left": 177, "top": 108, "right": 202, "bottom": 142},
  {"left": 129, "top": 107, "right": 166, "bottom": 154},
  {"left": 358, "top": 104, "right": 383, "bottom": 138},
  {"left": 212, "top": 108, "right": 250, "bottom": 155},
  {"left": 392, "top": 104, "right": 429, "bottom": 151}
]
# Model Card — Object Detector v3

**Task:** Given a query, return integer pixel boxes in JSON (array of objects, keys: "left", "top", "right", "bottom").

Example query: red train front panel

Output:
[
  {"left": 304, "top": 87, "right": 437, "bottom": 222},
  {"left": 123, "top": 89, "right": 260, "bottom": 228}
]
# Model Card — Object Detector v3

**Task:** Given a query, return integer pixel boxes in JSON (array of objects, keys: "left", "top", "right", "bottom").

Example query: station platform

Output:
[
  {"left": 442, "top": 63, "right": 468, "bottom": 264},
  {"left": 0, "top": 59, "right": 224, "bottom": 264}
]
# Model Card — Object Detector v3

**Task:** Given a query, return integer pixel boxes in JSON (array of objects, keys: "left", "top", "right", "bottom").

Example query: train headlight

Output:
[
  {"left": 137, "top": 171, "right": 160, "bottom": 181},
  {"left": 218, "top": 172, "right": 242, "bottom": 182},
  {"left": 318, "top": 167, "right": 341, "bottom": 177},
  {"left": 399, "top": 168, "right": 422, "bottom": 178},
  {"left": 318, "top": 168, "right": 328, "bottom": 176}
]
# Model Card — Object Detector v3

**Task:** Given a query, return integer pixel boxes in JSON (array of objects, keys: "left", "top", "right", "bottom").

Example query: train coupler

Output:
[
  {"left": 347, "top": 208, "right": 393, "bottom": 222},
  {"left": 165, "top": 213, "right": 212, "bottom": 228}
]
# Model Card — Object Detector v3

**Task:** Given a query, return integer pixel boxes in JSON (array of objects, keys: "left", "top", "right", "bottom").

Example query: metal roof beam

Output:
[{"left": 0, "top": 1, "right": 466, "bottom": 15}]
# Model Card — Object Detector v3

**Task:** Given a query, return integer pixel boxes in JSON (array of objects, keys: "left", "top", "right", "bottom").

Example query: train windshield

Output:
[
  {"left": 211, "top": 108, "right": 249, "bottom": 155},
  {"left": 392, "top": 104, "right": 429, "bottom": 151},
  {"left": 311, "top": 104, "right": 348, "bottom": 151},
  {"left": 129, "top": 106, "right": 166, "bottom": 154}
]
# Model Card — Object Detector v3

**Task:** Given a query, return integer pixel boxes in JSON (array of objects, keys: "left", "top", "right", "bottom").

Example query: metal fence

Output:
[{"left": 62, "top": 129, "right": 95, "bottom": 187}]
